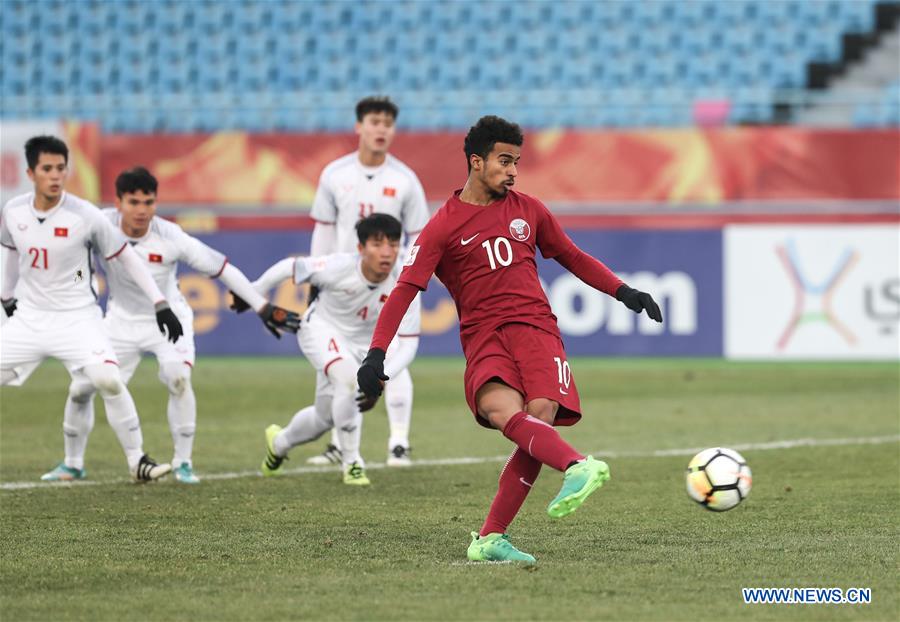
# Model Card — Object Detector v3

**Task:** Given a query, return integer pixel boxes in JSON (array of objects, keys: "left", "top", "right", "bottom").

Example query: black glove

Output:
[
  {"left": 356, "top": 391, "right": 379, "bottom": 413},
  {"left": 307, "top": 285, "right": 320, "bottom": 305},
  {"left": 155, "top": 302, "right": 184, "bottom": 343},
  {"left": 357, "top": 348, "right": 388, "bottom": 398},
  {"left": 2, "top": 297, "right": 17, "bottom": 318},
  {"left": 229, "top": 291, "right": 251, "bottom": 313},
  {"left": 258, "top": 303, "right": 301, "bottom": 339},
  {"left": 615, "top": 284, "right": 663, "bottom": 322}
]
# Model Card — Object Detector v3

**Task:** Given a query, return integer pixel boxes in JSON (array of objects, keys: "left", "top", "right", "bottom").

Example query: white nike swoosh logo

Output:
[
  {"left": 519, "top": 477, "right": 533, "bottom": 488},
  {"left": 460, "top": 233, "right": 480, "bottom": 245}
]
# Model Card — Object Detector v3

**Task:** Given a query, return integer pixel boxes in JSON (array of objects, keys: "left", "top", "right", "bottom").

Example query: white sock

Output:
[
  {"left": 275, "top": 404, "right": 332, "bottom": 456},
  {"left": 161, "top": 362, "right": 196, "bottom": 467},
  {"left": 328, "top": 427, "right": 341, "bottom": 450},
  {"left": 328, "top": 360, "right": 363, "bottom": 467},
  {"left": 334, "top": 405, "right": 363, "bottom": 467},
  {"left": 84, "top": 364, "right": 144, "bottom": 469},
  {"left": 385, "top": 368, "right": 413, "bottom": 449},
  {"left": 63, "top": 377, "right": 96, "bottom": 470}
]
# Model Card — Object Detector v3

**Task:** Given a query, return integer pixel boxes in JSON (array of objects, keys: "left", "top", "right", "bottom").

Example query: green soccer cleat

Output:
[
  {"left": 261, "top": 424, "right": 287, "bottom": 477},
  {"left": 343, "top": 462, "right": 370, "bottom": 486},
  {"left": 547, "top": 456, "right": 611, "bottom": 519},
  {"left": 467, "top": 532, "right": 536, "bottom": 564},
  {"left": 173, "top": 462, "right": 200, "bottom": 484},
  {"left": 40, "top": 462, "right": 86, "bottom": 482}
]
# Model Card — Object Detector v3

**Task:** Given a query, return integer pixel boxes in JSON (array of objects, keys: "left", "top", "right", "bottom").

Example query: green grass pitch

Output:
[{"left": 1, "top": 357, "right": 897, "bottom": 621}]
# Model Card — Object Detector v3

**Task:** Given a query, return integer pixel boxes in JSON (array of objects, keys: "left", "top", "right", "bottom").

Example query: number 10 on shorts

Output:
[{"left": 554, "top": 356, "right": 571, "bottom": 391}]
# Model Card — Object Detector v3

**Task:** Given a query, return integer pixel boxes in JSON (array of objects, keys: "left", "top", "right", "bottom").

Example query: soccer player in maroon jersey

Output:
[{"left": 357, "top": 116, "right": 662, "bottom": 563}]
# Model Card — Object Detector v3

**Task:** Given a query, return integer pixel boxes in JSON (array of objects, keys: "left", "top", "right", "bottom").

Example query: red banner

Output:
[{"left": 99, "top": 128, "right": 899, "bottom": 205}]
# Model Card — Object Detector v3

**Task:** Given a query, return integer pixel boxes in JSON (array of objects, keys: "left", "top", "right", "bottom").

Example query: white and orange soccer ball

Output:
[{"left": 686, "top": 448, "right": 752, "bottom": 511}]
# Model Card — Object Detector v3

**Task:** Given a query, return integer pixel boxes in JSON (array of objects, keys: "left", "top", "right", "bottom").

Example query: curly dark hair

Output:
[
  {"left": 356, "top": 95, "right": 399, "bottom": 121},
  {"left": 463, "top": 116, "right": 524, "bottom": 173}
]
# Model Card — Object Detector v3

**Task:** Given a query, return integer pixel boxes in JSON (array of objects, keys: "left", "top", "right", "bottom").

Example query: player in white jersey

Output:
[
  {"left": 0, "top": 136, "right": 182, "bottom": 482},
  {"left": 233, "top": 214, "right": 419, "bottom": 485},
  {"left": 306, "top": 96, "right": 430, "bottom": 467},
  {"left": 56, "top": 167, "right": 301, "bottom": 484}
]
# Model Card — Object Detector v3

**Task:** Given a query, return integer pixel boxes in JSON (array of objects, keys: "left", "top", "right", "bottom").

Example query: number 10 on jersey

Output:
[
  {"left": 481, "top": 237, "right": 513, "bottom": 270},
  {"left": 554, "top": 356, "right": 571, "bottom": 389}
]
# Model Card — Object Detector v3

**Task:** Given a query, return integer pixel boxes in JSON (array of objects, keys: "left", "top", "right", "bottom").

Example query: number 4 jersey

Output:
[
  {"left": 398, "top": 189, "right": 622, "bottom": 350},
  {"left": 0, "top": 192, "right": 127, "bottom": 312}
]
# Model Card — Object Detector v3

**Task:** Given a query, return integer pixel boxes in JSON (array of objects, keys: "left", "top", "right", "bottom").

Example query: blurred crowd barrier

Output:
[{"left": 73, "top": 225, "right": 896, "bottom": 360}]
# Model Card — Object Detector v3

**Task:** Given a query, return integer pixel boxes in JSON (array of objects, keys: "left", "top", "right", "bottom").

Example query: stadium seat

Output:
[{"left": 0, "top": 0, "right": 891, "bottom": 131}]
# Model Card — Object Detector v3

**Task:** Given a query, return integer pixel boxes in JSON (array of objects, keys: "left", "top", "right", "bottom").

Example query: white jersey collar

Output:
[{"left": 29, "top": 191, "right": 66, "bottom": 219}]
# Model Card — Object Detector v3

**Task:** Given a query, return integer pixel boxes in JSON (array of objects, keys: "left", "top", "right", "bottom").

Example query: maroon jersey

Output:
[{"left": 399, "top": 189, "right": 620, "bottom": 351}]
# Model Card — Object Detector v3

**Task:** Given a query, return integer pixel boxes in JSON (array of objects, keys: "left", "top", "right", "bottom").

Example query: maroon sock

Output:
[
  {"left": 502, "top": 411, "right": 584, "bottom": 472},
  {"left": 479, "top": 448, "right": 542, "bottom": 536}
]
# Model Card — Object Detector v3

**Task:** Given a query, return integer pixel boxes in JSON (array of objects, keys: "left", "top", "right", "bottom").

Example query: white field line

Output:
[{"left": 1, "top": 434, "right": 897, "bottom": 492}]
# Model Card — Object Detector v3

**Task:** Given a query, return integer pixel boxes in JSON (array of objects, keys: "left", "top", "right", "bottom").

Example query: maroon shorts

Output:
[{"left": 463, "top": 323, "right": 582, "bottom": 429}]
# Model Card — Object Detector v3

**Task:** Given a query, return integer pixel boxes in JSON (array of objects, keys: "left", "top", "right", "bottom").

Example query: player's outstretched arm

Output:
[
  {"left": 1, "top": 247, "right": 19, "bottom": 317},
  {"left": 357, "top": 281, "right": 419, "bottom": 398},
  {"left": 230, "top": 257, "right": 291, "bottom": 312},
  {"left": 556, "top": 248, "right": 662, "bottom": 323},
  {"left": 539, "top": 205, "right": 662, "bottom": 323},
  {"left": 219, "top": 262, "right": 300, "bottom": 338},
  {"left": 115, "top": 244, "right": 184, "bottom": 342}
]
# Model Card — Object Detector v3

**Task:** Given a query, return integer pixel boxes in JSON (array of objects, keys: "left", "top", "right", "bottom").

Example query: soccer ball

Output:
[{"left": 686, "top": 448, "right": 752, "bottom": 511}]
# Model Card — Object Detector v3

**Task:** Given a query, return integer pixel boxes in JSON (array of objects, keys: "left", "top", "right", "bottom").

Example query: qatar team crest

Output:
[{"left": 509, "top": 218, "right": 531, "bottom": 242}]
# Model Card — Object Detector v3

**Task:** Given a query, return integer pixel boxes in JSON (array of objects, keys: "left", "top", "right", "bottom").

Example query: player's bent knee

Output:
[
  {"left": 159, "top": 362, "right": 192, "bottom": 397},
  {"left": 477, "top": 381, "right": 525, "bottom": 430},
  {"left": 327, "top": 360, "right": 358, "bottom": 395},
  {"left": 526, "top": 398, "right": 558, "bottom": 425},
  {"left": 67, "top": 380, "right": 96, "bottom": 404},
  {"left": 84, "top": 364, "right": 125, "bottom": 397},
  {"left": 1, "top": 369, "right": 18, "bottom": 386}
]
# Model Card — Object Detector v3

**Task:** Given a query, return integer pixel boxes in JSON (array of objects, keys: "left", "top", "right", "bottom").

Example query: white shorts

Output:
[
  {"left": 1, "top": 304, "right": 118, "bottom": 386},
  {"left": 298, "top": 313, "right": 403, "bottom": 399},
  {"left": 104, "top": 309, "right": 196, "bottom": 383}
]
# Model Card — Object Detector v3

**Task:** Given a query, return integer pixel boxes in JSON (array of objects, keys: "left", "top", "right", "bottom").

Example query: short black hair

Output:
[
  {"left": 356, "top": 213, "right": 402, "bottom": 244},
  {"left": 356, "top": 95, "right": 399, "bottom": 122},
  {"left": 463, "top": 115, "right": 524, "bottom": 173},
  {"left": 25, "top": 135, "right": 68, "bottom": 169},
  {"left": 115, "top": 166, "right": 158, "bottom": 198}
]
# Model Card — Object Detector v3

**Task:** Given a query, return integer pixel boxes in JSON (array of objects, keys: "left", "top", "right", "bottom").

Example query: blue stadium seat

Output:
[{"left": 0, "top": 0, "right": 892, "bottom": 131}]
